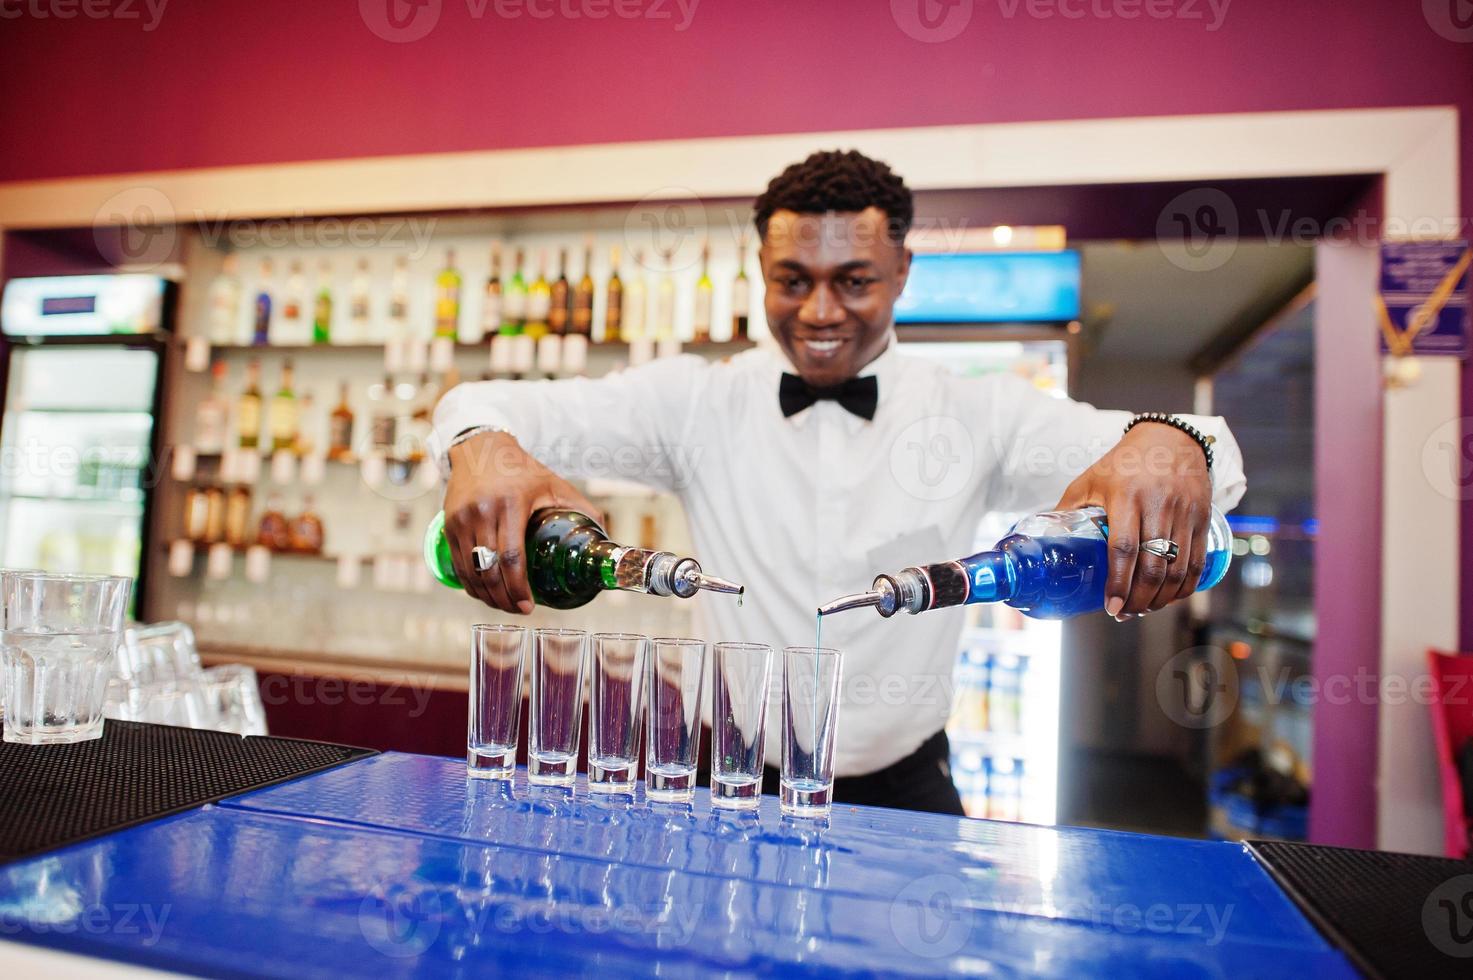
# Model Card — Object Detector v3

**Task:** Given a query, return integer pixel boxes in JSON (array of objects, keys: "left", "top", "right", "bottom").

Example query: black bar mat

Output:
[
  {"left": 1249, "top": 839, "right": 1473, "bottom": 979},
  {"left": 0, "top": 720, "right": 375, "bottom": 865}
]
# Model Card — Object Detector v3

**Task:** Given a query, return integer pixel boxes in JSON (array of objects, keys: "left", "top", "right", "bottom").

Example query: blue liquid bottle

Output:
[{"left": 817, "top": 505, "right": 1233, "bottom": 622}]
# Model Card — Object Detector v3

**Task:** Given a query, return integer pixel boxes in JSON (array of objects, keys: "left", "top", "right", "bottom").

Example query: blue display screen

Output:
[{"left": 895, "top": 251, "right": 1081, "bottom": 323}]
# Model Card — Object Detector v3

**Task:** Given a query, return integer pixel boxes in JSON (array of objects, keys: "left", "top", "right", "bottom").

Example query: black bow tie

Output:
[{"left": 779, "top": 372, "right": 878, "bottom": 421}]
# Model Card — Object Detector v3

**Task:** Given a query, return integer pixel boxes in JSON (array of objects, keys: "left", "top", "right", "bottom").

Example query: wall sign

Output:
[{"left": 1377, "top": 241, "right": 1470, "bottom": 358}]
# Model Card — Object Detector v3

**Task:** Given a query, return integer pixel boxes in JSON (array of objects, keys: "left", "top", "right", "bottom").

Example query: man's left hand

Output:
[{"left": 1054, "top": 423, "right": 1213, "bottom": 621}]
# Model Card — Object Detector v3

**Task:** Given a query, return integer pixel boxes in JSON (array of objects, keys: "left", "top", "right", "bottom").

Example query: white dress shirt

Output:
[{"left": 430, "top": 340, "right": 1246, "bottom": 777}]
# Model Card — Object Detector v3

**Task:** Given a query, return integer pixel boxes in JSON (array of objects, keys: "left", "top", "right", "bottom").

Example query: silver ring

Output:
[
  {"left": 1140, "top": 538, "right": 1180, "bottom": 563},
  {"left": 471, "top": 546, "right": 499, "bottom": 572}
]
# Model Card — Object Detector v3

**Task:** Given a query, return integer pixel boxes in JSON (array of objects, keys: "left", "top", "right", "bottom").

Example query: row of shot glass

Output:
[{"left": 470, "top": 625, "right": 841, "bottom": 816}]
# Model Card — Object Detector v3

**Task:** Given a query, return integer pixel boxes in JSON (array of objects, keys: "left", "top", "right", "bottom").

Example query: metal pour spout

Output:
[
  {"left": 670, "top": 559, "right": 745, "bottom": 599},
  {"left": 816, "top": 590, "right": 883, "bottom": 617}
]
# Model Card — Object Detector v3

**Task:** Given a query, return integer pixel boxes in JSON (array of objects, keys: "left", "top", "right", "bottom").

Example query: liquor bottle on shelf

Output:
[
  {"left": 194, "top": 360, "right": 230, "bottom": 454},
  {"left": 225, "top": 484, "right": 253, "bottom": 549},
  {"left": 282, "top": 260, "right": 306, "bottom": 340},
  {"left": 256, "top": 493, "right": 291, "bottom": 552},
  {"left": 203, "top": 484, "right": 227, "bottom": 544},
  {"left": 184, "top": 486, "right": 210, "bottom": 542},
  {"left": 547, "top": 247, "right": 571, "bottom": 336},
  {"left": 623, "top": 251, "right": 647, "bottom": 340},
  {"left": 238, "top": 359, "right": 263, "bottom": 450},
  {"left": 502, "top": 247, "right": 528, "bottom": 335},
  {"left": 388, "top": 256, "right": 412, "bottom": 336},
  {"left": 328, "top": 381, "right": 355, "bottom": 462},
  {"left": 478, "top": 243, "right": 503, "bottom": 342},
  {"left": 207, "top": 253, "right": 242, "bottom": 345},
  {"left": 525, "top": 250, "right": 551, "bottom": 339},
  {"left": 349, "top": 258, "right": 373, "bottom": 339},
  {"left": 434, "top": 249, "right": 462, "bottom": 339},
  {"left": 692, "top": 241, "right": 713, "bottom": 344},
  {"left": 294, "top": 392, "right": 318, "bottom": 458},
  {"left": 732, "top": 236, "right": 751, "bottom": 341},
  {"left": 252, "top": 259, "right": 274, "bottom": 347},
  {"left": 571, "top": 242, "right": 594, "bottom": 337},
  {"left": 312, "top": 261, "right": 333, "bottom": 345},
  {"left": 370, "top": 374, "right": 397, "bottom": 453},
  {"left": 424, "top": 508, "right": 743, "bottom": 609},
  {"left": 653, "top": 249, "right": 676, "bottom": 340},
  {"left": 269, "top": 359, "right": 299, "bottom": 454},
  {"left": 817, "top": 505, "right": 1234, "bottom": 622},
  {"left": 289, "top": 495, "right": 325, "bottom": 554},
  {"left": 604, "top": 246, "right": 624, "bottom": 343}
]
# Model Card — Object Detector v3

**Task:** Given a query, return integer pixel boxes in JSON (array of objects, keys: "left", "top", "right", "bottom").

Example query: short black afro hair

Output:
[{"left": 753, "top": 149, "right": 914, "bottom": 248}]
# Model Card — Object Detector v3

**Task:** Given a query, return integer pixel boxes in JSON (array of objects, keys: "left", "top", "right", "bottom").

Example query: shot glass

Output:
[
  {"left": 2, "top": 572, "right": 132, "bottom": 745},
  {"left": 781, "top": 646, "right": 842, "bottom": 817},
  {"left": 468, "top": 624, "right": 528, "bottom": 779},
  {"left": 528, "top": 628, "right": 587, "bottom": 786},
  {"left": 711, "top": 641, "right": 774, "bottom": 809},
  {"left": 587, "top": 632, "right": 648, "bottom": 793},
  {"left": 645, "top": 637, "right": 707, "bottom": 802}
]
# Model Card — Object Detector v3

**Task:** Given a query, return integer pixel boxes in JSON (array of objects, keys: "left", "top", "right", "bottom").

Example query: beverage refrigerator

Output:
[
  {"left": 0, "top": 275, "right": 175, "bottom": 614},
  {"left": 894, "top": 248, "right": 1080, "bottom": 825}
]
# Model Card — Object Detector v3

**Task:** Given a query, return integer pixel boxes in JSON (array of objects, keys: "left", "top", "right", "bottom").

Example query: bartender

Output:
[{"left": 429, "top": 149, "right": 1245, "bottom": 815}]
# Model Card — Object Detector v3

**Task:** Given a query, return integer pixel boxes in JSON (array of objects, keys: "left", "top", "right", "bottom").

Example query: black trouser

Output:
[{"left": 696, "top": 728, "right": 965, "bottom": 817}]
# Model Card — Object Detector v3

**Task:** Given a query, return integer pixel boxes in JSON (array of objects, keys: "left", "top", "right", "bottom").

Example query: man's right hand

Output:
[{"left": 442, "top": 430, "right": 603, "bottom": 615}]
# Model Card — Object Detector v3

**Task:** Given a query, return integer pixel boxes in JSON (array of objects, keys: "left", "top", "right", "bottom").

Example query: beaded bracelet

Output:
[{"left": 1123, "top": 412, "right": 1215, "bottom": 471}]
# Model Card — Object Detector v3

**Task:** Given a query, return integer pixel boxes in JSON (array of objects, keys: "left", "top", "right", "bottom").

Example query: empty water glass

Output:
[
  {"left": 645, "top": 637, "right": 707, "bottom": 802},
  {"left": 2, "top": 572, "right": 132, "bottom": 745},
  {"left": 711, "top": 642, "right": 774, "bottom": 809},
  {"left": 468, "top": 624, "right": 527, "bottom": 778},
  {"left": 588, "top": 632, "right": 648, "bottom": 793},
  {"left": 202, "top": 664, "right": 268, "bottom": 736},
  {"left": 528, "top": 628, "right": 587, "bottom": 786},
  {"left": 781, "top": 646, "right": 842, "bottom": 817}
]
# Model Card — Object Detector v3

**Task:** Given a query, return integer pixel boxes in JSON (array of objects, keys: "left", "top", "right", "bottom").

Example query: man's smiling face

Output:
[{"left": 760, "top": 207, "right": 911, "bottom": 388}]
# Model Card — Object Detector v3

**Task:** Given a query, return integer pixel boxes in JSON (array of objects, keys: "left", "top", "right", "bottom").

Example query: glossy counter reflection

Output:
[{"left": 0, "top": 752, "right": 1356, "bottom": 977}]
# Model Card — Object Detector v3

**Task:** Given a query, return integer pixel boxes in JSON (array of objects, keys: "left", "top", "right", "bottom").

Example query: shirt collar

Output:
[{"left": 773, "top": 332, "right": 898, "bottom": 433}]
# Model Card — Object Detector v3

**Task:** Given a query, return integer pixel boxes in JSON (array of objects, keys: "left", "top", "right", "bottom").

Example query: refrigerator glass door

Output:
[
  {"left": 0, "top": 345, "right": 157, "bottom": 578},
  {"left": 898, "top": 338, "right": 1068, "bottom": 824}
]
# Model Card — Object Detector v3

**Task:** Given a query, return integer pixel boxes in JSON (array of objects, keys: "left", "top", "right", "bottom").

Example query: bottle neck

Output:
[{"left": 962, "top": 550, "right": 1016, "bottom": 605}]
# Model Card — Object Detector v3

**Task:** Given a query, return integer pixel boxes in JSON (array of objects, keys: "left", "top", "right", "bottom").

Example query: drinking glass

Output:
[
  {"left": 468, "top": 624, "right": 527, "bottom": 778},
  {"left": 528, "top": 628, "right": 587, "bottom": 785},
  {"left": 2, "top": 572, "right": 132, "bottom": 745},
  {"left": 645, "top": 637, "right": 707, "bottom": 802},
  {"left": 202, "top": 664, "right": 269, "bottom": 736},
  {"left": 588, "top": 632, "right": 648, "bottom": 793},
  {"left": 711, "top": 641, "right": 774, "bottom": 809},
  {"left": 0, "top": 568, "right": 39, "bottom": 725},
  {"left": 781, "top": 646, "right": 842, "bottom": 817}
]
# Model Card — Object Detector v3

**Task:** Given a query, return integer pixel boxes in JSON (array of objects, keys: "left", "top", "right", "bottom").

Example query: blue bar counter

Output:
[{"left": 0, "top": 752, "right": 1355, "bottom": 977}]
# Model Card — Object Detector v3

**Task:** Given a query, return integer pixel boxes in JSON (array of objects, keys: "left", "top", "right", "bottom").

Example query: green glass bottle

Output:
[{"left": 424, "top": 507, "right": 742, "bottom": 610}]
